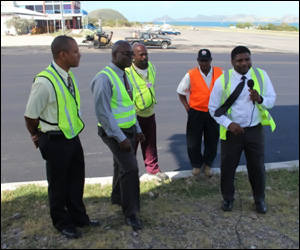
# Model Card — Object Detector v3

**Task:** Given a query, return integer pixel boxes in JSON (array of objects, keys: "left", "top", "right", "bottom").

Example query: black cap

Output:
[{"left": 198, "top": 49, "right": 212, "bottom": 60}]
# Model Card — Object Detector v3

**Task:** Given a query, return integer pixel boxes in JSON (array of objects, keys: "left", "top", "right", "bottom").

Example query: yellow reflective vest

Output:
[
  {"left": 219, "top": 67, "right": 276, "bottom": 140},
  {"left": 125, "top": 61, "right": 157, "bottom": 111},
  {"left": 35, "top": 64, "right": 84, "bottom": 139},
  {"left": 97, "top": 66, "right": 137, "bottom": 129}
]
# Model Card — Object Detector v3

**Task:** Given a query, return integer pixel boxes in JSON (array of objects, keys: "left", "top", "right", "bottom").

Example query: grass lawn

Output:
[{"left": 1, "top": 169, "right": 299, "bottom": 249}]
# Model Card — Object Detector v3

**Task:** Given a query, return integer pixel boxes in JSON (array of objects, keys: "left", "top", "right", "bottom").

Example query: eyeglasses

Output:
[{"left": 118, "top": 51, "right": 134, "bottom": 57}]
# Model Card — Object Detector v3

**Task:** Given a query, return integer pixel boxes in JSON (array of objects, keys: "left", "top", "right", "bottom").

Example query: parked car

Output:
[
  {"left": 125, "top": 32, "right": 171, "bottom": 49},
  {"left": 159, "top": 28, "right": 181, "bottom": 35}
]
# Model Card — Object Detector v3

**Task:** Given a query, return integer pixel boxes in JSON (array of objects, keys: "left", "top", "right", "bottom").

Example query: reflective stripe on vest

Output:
[
  {"left": 97, "top": 66, "right": 136, "bottom": 129},
  {"left": 36, "top": 65, "right": 84, "bottom": 139},
  {"left": 188, "top": 66, "right": 223, "bottom": 112},
  {"left": 219, "top": 67, "right": 276, "bottom": 140},
  {"left": 126, "top": 61, "right": 157, "bottom": 111}
]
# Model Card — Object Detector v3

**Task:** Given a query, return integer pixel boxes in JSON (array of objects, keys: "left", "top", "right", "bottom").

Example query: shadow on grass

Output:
[{"left": 1, "top": 170, "right": 299, "bottom": 249}]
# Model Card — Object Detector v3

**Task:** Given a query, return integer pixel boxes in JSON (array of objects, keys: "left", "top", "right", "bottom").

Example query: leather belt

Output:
[
  {"left": 242, "top": 124, "right": 261, "bottom": 131},
  {"left": 42, "top": 131, "right": 66, "bottom": 140}
]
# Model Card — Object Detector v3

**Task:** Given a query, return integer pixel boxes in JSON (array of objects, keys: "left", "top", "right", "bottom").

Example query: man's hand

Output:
[
  {"left": 178, "top": 94, "right": 190, "bottom": 113},
  {"left": 25, "top": 116, "right": 40, "bottom": 149},
  {"left": 119, "top": 138, "right": 132, "bottom": 152},
  {"left": 249, "top": 89, "right": 263, "bottom": 104},
  {"left": 137, "top": 132, "right": 145, "bottom": 142},
  {"left": 228, "top": 122, "right": 245, "bottom": 135},
  {"left": 31, "top": 133, "right": 39, "bottom": 148}
]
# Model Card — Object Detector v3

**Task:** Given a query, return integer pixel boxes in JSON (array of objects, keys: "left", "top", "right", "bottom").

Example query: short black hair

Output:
[
  {"left": 51, "top": 35, "right": 75, "bottom": 59},
  {"left": 231, "top": 46, "right": 251, "bottom": 60}
]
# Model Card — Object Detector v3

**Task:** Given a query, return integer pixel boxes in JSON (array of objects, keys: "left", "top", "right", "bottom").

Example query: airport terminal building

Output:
[{"left": 1, "top": 1, "right": 87, "bottom": 35}]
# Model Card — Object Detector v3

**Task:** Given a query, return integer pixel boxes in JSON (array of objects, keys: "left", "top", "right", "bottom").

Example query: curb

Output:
[{"left": 1, "top": 160, "right": 299, "bottom": 192}]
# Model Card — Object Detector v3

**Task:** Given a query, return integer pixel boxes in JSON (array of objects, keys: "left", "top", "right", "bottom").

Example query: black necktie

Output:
[
  {"left": 214, "top": 76, "right": 246, "bottom": 117},
  {"left": 123, "top": 73, "right": 133, "bottom": 100},
  {"left": 67, "top": 74, "right": 75, "bottom": 96}
]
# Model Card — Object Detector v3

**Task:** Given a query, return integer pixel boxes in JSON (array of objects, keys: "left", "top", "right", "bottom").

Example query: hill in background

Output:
[
  {"left": 88, "top": 8, "right": 128, "bottom": 22},
  {"left": 153, "top": 14, "right": 299, "bottom": 23}
]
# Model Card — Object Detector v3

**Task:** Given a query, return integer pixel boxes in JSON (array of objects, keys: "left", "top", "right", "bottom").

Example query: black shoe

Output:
[
  {"left": 61, "top": 227, "right": 82, "bottom": 239},
  {"left": 87, "top": 219, "right": 100, "bottom": 227},
  {"left": 255, "top": 201, "right": 267, "bottom": 214},
  {"left": 125, "top": 214, "right": 142, "bottom": 230},
  {"left": 221, "top": 200, "right": 233, "bottom": 212}
]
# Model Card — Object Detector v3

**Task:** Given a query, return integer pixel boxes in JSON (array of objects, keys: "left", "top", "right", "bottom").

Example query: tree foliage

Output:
[
  {"left": 88, "top": 8, "right": 127, "bottom": 21},
  {"left": 233, "top": 21, "right": 298, "bottom": 31},
  {"left": 87, "top": 8, "right": 135, "bottom": 27},
  {"left": 236, "top": 22, "right": 254, "bottom": 28},
  {"left": 258, "top": 22, "right": 298, "bottom": 31},
  {"left": 5, "top": 17, "right": 35, "bottom": 35}
]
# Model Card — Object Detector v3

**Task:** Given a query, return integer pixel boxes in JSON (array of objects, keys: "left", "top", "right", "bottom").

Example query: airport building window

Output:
[
  {"left": 25, "top": 5, "right": 34, "bottom": 11},
  {"left": 35, "top": 5, "right": 43, "bottom": 13},
  {"left": 54, "top": 5, "right": 61, "bottom": 14}
]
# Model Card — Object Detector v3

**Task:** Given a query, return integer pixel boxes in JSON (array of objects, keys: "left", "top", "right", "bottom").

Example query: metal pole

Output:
[
  {"left": 60, "top": 1, "right": 64, "bottom": 34},
  {"left": 47, "top": 19, "right": 49, "bottom": 34},
  {"left": 98, "top": 19, "right": 102, "bottom": 33}
]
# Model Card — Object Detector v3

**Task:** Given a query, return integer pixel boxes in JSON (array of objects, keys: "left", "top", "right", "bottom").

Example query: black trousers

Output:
[
  {"left": 186, "top": 108, "right": 220, "bottom": 168},
  {"left": 98, "top": 127, "right": 140, "bottom": 218},
  {"left": 38, "top": 132, "right": 90, "bottom": 231},
  {"left": 221, "top": 124, "right": 266, "bottom": 202}
]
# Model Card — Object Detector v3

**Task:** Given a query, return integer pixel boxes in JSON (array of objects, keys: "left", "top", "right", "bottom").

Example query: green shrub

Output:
[{"left": 5, "top": 16, "right": 35, "bottom": 35}]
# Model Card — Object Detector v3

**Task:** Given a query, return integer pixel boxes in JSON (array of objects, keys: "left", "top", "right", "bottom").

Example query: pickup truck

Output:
[{"left": 125, "top": 32, "right": 171, "bottom": 49}]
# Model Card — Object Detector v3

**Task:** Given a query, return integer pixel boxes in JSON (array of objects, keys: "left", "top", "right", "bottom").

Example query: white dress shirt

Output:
[{"left": 208, "top": 68, "right": 276, "bottom": 129}]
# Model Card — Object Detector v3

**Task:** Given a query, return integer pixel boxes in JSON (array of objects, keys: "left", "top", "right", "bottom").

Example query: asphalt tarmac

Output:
[{"left": 1, "top": 47, "right": 299, "bottom": 183}]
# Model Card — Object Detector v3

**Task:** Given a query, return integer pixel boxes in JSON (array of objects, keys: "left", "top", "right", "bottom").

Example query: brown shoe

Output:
[
  {"left": 192, "top": 168, "right": 201, "bottom": 176},
  {"left": 203, "top": 165, "right": 212, "bottom": 177}
]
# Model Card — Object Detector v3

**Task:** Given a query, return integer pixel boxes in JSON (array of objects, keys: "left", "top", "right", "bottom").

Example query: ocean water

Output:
[{"left": 153, "top": 21, "right": 299, "bottom": 29}]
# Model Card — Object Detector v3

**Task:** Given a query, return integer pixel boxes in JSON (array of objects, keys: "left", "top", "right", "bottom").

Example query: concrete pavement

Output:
[
  {"left": 1, "top": 28, "right": 298, "bottom": 192},
  {"left": 1, "top": 27, "right": 299, "bottom": 53},
  {"left": 1, "top": 160, "right": 298, "bottom": 192}
]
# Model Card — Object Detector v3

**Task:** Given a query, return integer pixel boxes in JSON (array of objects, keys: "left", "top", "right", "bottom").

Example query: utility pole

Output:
[{"left": 98, "top": 19, "right": 102, "bottom": 33}]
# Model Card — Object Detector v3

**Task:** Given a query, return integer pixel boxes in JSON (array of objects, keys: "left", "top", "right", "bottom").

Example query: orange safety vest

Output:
[{"left": 188, "top": 66, "right": 223, "bottom": 112}]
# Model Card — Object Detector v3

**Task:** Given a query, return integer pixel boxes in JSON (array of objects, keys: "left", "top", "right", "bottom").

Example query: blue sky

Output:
[{"left": 81, "top": 1, "right": 299, "bottom": 22}]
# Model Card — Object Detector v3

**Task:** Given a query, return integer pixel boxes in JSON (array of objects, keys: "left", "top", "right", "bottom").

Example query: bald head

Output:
[
  {"left": 132, "top": 43, "right": 148, "bottom": 70},
  {"left": 132, "top": 43, "right": 146, "bottom": 53},
  {"left": 111, "top": 40, "right": 133, "bottom": 70},
  {"left": 112, "top": 40, "right": 131, "bottom": 56}
]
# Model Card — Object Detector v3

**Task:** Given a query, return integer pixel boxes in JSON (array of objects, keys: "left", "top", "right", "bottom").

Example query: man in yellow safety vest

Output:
[
  {"left": 25, "top": 36, "right": 99, "bottom": 239},
  {"left": 126, "top": 43, "right": 168, "bottom": 180},
  {"left": 90, "top": 40, "right": 145, "bottom": 230}
]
